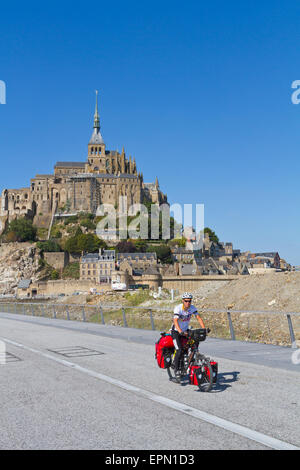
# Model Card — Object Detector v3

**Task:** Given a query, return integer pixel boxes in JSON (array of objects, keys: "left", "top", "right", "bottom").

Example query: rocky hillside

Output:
[{"left": 0, "top": 242, "right": 41, "bottom": 294}]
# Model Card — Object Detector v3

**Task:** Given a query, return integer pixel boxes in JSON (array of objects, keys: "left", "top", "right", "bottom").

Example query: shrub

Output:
[
  {"left": 147, "top": 244, "right": 172, "bottom": 264},
  {"left": 80, "top": 219, "right": 96, "bottom": 230},
  {"left": 116, "top": 240, "right": 136, "bottom": 253},
  {"left": 5, "top": 231, "right": 18, "bottom": 243},
  {"left": 50, "top": 270, "right": 60, "bottom": 280},
  {"left": 64, "top": 233, "right": 107, "bottom": 254},
  {"left": 168, "top": 237, "right": 186, "bottom": 248},
  {"left": 51, "top": 229, "right": 62, "bottom": 239},
  {"left": 125, "top": 289, "right": 151, "bottom": 306},
  {"left": 36, "top": 227, "right": 48, "bottom": 240},
  {"left": 5, "top": 218, "right": 37, "bottom": 242},
  {"left": 37, "top": 240, "right": 62, "bottom": 252},
  {"left": 132, "top": 239, "right": 148, "bottom": 252},
  {"left": 62, "top": 262, "right": 80, "bottom": 279},
  {"left": 64, "top": 215, "right": 78, "bottom": 225},
  {"left": 78, "top": 212, "right": 94, "bottom": 220}
]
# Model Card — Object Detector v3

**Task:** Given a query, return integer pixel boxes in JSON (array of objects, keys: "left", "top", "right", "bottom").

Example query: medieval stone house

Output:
[{"left": 80, "top": 249, "right": 116, "bottom": 283}]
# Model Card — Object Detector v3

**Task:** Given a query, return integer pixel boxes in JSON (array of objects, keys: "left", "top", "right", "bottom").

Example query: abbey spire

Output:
[
  {"left": 89, "top": 90, "right": 104, "bottom": 145},
  {"left": 94, "top": 89, "right": 100, "bottom": 129}
]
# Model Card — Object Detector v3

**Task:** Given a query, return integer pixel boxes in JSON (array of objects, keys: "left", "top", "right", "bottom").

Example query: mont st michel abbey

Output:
[{"left": 0, "top": 92, "right": 168, "bottom": 232}]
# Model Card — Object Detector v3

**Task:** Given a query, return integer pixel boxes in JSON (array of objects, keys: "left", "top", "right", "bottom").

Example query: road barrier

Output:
[{"left": 0, "top": 302, "right": 299, "bottom": 348}]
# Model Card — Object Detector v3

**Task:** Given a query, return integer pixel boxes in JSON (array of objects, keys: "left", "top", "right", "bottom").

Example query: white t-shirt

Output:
[{"left": 172, "top": 303, "right": 198, "bottom": 332}]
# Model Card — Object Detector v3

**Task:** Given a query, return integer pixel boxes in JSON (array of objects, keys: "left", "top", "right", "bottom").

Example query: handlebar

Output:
[
  {"left": 185, "top": 328, "right": 210, "bottom": 336},
  {"left": 184, "top": 328, "right": 210, "bottom": 342}
]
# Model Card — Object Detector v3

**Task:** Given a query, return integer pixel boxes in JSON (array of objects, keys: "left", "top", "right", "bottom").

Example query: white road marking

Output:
[{"left": 2, "top": 336, "right": 299, "bottom": 451}]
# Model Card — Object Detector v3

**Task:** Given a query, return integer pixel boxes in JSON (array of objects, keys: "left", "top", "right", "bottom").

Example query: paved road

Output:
[{"left": 0, "top": 311, "right": 299, "bottom": 450}]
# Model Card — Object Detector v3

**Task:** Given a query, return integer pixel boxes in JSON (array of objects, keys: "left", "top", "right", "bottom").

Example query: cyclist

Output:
[{"left": 171, "top": 292, "right": 206, "bottom": 379}]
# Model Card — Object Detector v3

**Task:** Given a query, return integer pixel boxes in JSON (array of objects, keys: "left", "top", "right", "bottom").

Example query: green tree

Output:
[
  {"left": 64, "top": 235, "right": 80, "bottom": 254},
  {"left": 147, "top": 244, "right": 172, "bottom": 264},
  {"left": 132, "top": 239, "right": 148, "bottom": 252},
  {"left": 6, "top": 218, "right": 37, "bottom": 242},
  {"left": 64, "top": 233, "right": 107, "bottom": 254},
  {"left": 76, "top": 233, "right": 100, "bottom": 252},
  {"left": 116, "top": 240, "right": 136, "bottom": 253},
  {"left": 204, "top": 227, "right": 219, "bottom": 243},
  {"left": 168, "top": 237, "right": 186, "bottom": 248}
]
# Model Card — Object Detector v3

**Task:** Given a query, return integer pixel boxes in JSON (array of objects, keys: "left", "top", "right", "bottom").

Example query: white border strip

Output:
[{"left": 2, "top": 336, "right": 299, "bottom": 451}]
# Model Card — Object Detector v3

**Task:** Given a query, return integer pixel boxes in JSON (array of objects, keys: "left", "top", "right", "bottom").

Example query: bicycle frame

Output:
[
  {"left": 167, "top": 328, "right": 215, "bottom": 392},
  {"left": 179, "top": 336, "right": 199, "bottom": 374}
]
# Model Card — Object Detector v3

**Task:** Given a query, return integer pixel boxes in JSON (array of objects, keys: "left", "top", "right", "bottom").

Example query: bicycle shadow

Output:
[
  {"left": 180, "top": 371, "right": 240, "bottom": 393},
  {"left": 210, "top": 371, "right": 240, "bottom": 393}
]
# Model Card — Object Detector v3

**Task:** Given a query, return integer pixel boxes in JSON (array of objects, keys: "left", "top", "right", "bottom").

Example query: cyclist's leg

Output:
[{"left": 171, "top": 330, "right": 182, "bottom": 372}]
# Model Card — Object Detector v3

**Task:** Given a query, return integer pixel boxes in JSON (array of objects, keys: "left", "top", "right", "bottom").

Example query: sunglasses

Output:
[{"left": 183, "top": 299, "right": 192, "bottom": 303}]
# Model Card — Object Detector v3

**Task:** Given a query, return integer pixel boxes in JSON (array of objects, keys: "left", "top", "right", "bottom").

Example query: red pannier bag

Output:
[
  {"left": 155, "top": 333, "right": 174, "bottom": 369},
  {"left": 189, "top": 362, "right": 218, "bottom": 385},
  {"left": 189, "top": 365, "right": 201, "bottom": 385},
  {"left": 210, "top": 361, "right": 218, "bottom": 383}
]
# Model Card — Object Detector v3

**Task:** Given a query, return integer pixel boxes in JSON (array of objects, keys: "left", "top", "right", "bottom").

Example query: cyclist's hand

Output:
[
  {"left": 206, "top": 328, "right": 211, "bottom": 334},
  {"left": 182, "top": 331, "right": 188, "bottom": 336}
]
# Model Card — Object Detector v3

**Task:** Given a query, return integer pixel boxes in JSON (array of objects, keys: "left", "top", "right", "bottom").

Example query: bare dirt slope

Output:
[
  {"left": 189, "top": 273, "right": 300, "bottom": 347},
  {"left": 56, "top": 272, "right": 300, "bottom": 315},
  {"left": 192, "top": 272, "right": 300, "bottom": 313}
]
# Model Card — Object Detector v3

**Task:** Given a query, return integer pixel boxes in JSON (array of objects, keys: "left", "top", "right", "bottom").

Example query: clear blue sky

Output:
[{"left": 1, "top": 0, "right": 300, "bottom": 264}]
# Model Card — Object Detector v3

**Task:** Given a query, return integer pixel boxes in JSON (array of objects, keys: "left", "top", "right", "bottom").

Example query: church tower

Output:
[{"left": 86, "top": 91, "right": 106, "bottom": 173}]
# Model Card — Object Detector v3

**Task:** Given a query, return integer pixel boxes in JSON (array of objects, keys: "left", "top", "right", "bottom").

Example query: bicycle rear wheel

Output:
[{"left": 196, "top": 362, "right": 213, "bottom": 392}]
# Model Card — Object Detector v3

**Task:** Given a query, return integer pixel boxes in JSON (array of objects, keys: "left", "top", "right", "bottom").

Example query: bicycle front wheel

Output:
[{"left": 196, "top": 362, "right": 213, "bottom": 392}]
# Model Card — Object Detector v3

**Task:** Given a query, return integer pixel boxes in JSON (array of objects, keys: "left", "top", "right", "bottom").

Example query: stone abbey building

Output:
[{"left": 0, "top": 92, "right": 167, "bottom": 232}]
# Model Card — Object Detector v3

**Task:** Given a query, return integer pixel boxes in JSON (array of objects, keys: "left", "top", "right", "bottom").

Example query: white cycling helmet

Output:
[{"left": 182, "top": 292, "right": 193, "bottom": 300}]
